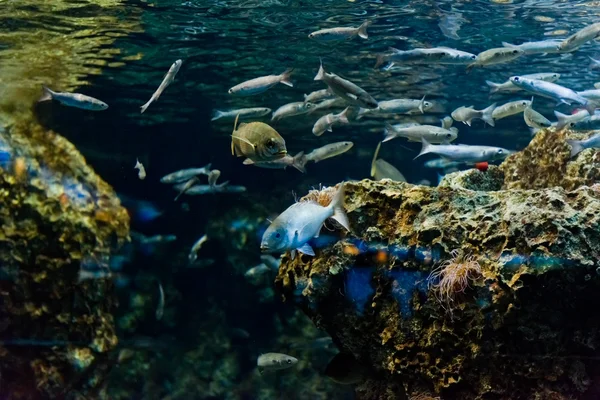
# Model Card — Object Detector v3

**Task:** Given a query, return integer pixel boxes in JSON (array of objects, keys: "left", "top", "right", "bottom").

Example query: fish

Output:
[
  {"left": 501, "top": 39, "right": 563, "bottom": 55},
  {"left": 135, "top": 234, "right": 177, "bottom": 245},
  {"left": 375, "top": 47, "right": 475, "bottom": 69},
  {"left": 309, "top": 97, "right": 347, "bottom": 113},
  {"left": 567, "top": 132, "right": 600, "bottom": 157},
  {"left": 451, "top": 104, "right": 496, "bottom": 127},
  {"left": 38, "top": 86, "right": 108, "bottom": 111},
  {"left": 312, "top": 107, "right": 350, "bottom": 136},
  {"left": 577, "top": 89, "right": 600, "bottom": 102},
  {"left": 423, "top": 158, "right": 463, "bottom": 169},
  {"left": 357, "top": 96, "right": 431, "bottom": 119},
  {"left": 207, "top": 169, "right": 221, "bottom": 187},
  {"left": 438, "top": 10, "right": 465, "bottom": 40},
  {"left": 231, "top": 115, "right": 287, "bottom": 162},
  {"left": 557, "top": 22, "right": 600, "bottom": 52},
  {"left": 415, "top": 138, "right": 511, "bottom": 163},
  {"left": 308, "top": 20, "right": 370, "bottom": 42},
  {"left": 304, "top": 89, "right": 334, "bottom": 103},
  {"left": 257, "top": 353, "right": 298, "bottom": 374},
  {"left": 244, "top": 263, "right": 271, "bottom": 278},
  {"left": 174, "top": 176, "right": 200, "bottom": 201},
  {"left": 188, "top": 234, "right": 208, "bottom": 264},
  {"left": 441, "top": 116, "right": 453, "bottom": 129},
  {"left": 596, "top": 83, "right": 600, "bottom": 90},
  {"left": 175, "top": 182, "right": 247, "bottom": 195},
  {"left": 590, "top": 57, "right": 600, "bottom": 70},
  {"left": 491, "top": 99, "right": 531, "bottom": 120},
  {"left": 570, "top": 115, "right": 600, "bottom": 131},
  {"left": 243, "top": 152, "right": 307, "bottom": 173},
  {"left": 523, "top": 101, "right": 553, "bottom": 130},
  {"left": 228, "top": 68, "right": 293, "bottom": 96},
  {"left": 156, "top": 281, "right": 165, "bottom": 321},
  {"left": 134, "top": 159, "right": 146, "bottom": 180},
  {"left": 305, "top": 141, "right": 354, "bottom": 163},
  {"left": 314, "top": 61, "right": 378, "bottom": 109},
  {"left": 260, "top": 183, "right": 349, "bottom": 257},
  {"left": 554, "top": 110, "right": 590, "bottom": 129},
  {"left": 486, "top": 73, "right": 560, "bottom": 94},
  {"left": 140, "top": 59, "right": 183, "bottom": 113},
  {"left": 260, "top": 254, "right": 281, "bottom": 270},
  {"left": 211, "top": 107, "right": 271, "bottom": 122},
  {"left": 325, "top": 353, "right": 367, "bottom": 385},
  {"left": 467, "top": 47, "right": 523, "bottom": 71},
  {"left": 160, "top": 164, "right": 212, "bottom": 184},
  {"left": 383, "top": 124, "right": 457, "bottom": 144},
  {"left": 272, "top": 101, "right": 315, "bottom": 121},
  {"left": 509, "top": 76, "right": 596, "bottom": 114},
  {"left": 370, "top": 142, "right": 406, "bottom": 182}
]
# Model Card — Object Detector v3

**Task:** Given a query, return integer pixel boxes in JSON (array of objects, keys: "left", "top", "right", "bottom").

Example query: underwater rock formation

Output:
[{"left": 276, "top": 177, "right": 600, "bottom": 399}]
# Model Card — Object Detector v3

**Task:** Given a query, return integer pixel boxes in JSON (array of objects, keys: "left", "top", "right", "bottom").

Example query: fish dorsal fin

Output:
[{"left": 233, "top": 113, "right": 240, "bottom": 132}]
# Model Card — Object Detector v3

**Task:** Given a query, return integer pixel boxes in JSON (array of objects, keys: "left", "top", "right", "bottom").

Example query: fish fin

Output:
[
  {"left": 314, "top": 59, "right": 325, "bottom": 81},
  {"left": 140, "top": 100, "right": 152, "bottom": 114},
  {"left": 290, "top": 250, "right": 297, "bottom": 260},
  {"left": 337, "top": 107, "right": 350, "bottom": 124},
  {"left": 243, "top": 158, "right": 255, "bottom": 165},
  {"left": 554, "top": 111, "right": 569, "bottom": 130},
  {"left": 346, "top": 93, "right": 358, "bottom": 101},
  {"left": 585, "top": 101, "right": 597, "bottom": 115},
  {"left": 382, "top": 123, "right": 398, "bottom": 142},
  {"left": 485, "top": 80, "right": 500, "bottom": 94},
  {"left": 326, "top": 127, "right": 333, "bottom": 132},
  {"left": 466, "top": 64, "right": 474, "bottom": 74},
  {"left": 329, "top": 182, "right": 350, "bottom": 231},
  {"left": 374, "top": 54, "right": 388, "bottom": 69},
  {"left": 297, "top": 243, "right": 315, "bottom": 256},
  {"left": 38, "top": 86, "right": 53, "bottom": 103},
  {"left": 357, "top": 20, "right": 370, "bottom": 39},
  {"left": 231, "top": 114, "right": 244, "bottom": 156},
  {"left": 465, "top": 120, "right": 472, "bottom": 127},
  {"left": 418, "top": 94, "right": 427, "bottom": 114},
  {"left": 501, "top": 41, "right": 517, "bottom": 48},
  {"left": 211, "top": 110, "right": 224, "bottom": 121},
  {"left": 371, "top": 142, "right": 381, "bottom": 177},
  {"left": 540, "top": 53, "right": 548, "bottom": 56},
  {"left": 279, "top": 68, "right": 294, "bottom": 87},
  {"left": 292, "top": 152, "right": 307, "bottom": 173},
  {"left": 231, "top": 135, "right": 255, "bottom": 156},
  {"left": 566, "top": 139, "right": 585, "bottom": 158},
  {"left": 481, "top": 103, "right": 497, "bottom": 127},
  {"left": 233, "top": 113, "right": 240, "bottom": 131},
  {"left": 414, "top": 138, "right": 433, "bottom": 160}
]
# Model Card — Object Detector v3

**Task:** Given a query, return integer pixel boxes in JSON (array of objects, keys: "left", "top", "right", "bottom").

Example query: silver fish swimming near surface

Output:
[
  {"left": 308, "top": 20, "right": 370, "bottom": 42},
  {"left": 38, "top": 86, "right": 108, "bottom": 111},
  {"left": 451, "top": 104, "right": 496, "bottom": 127},
  {"left": 510, "top": 76, "right": 596, "bottom": 114},
  {"left": 257, "top": 353, "right": 298, "bottom": 374},
  {"left": 492, "top": 99, "right": 531, "bottom": 121},
  {"left": 415, "top": 138, "right": 511, "bottom": 163},
  {"left": 141, "top": 59, "right": 182, "bottom": 114},
  {"left": 554, "top": 110, "right": 590, "bottom": 130},
  {"left": 188, "top": 234, "right": 208, "bottom": 264},
  {"left": 211, "top": 107, "right": 271, "bottom": 122},
  {"left": 467, "top": 47, "right": 523, "bottom": 71},
  {"left": 383, "top": 124, "right": 457, "bottom": 144},
  {"left": 228, "top": 69, "right": 294, "bottom": 96},
  {"left": 486, "top": 72, "right": 560, "bottom": 94},
  {"left": 501, "top": 39, "right": 563, "bottom": 55},
  {"left": 160, "top": 164, "right": 212, "bottom": 184},
  {"left": 567, "top": 132, "right": 600, "bottom": 158},
  {"left": 305, "top": 141, "right": 354, "bottom": 163},
  {"left": 134, "top": 159, "right": 146, "bottom": 180},
  {"left": 312, "top": 107, "right": 350, "bottom": 136},
  {"left": 314, "top": 61, "right": 378, "bottom": 109},
  {"left": 243, "top": 152, "right": 307, "bottom": 173},
  {"left": 272, "top": 101, "right": 315, "bottom": 121},
  {"left": 261, "top": 183, "right": 349, "bottom": 258},
  {"left": 557, "top": 22, "right": 600, "bottom": 53}
]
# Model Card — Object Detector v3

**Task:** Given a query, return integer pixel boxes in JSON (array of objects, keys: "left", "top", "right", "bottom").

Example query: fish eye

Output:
[
  {"left": 275, "top": 233, "right": 281, "bottom": 238},
  {"left": 471, "top": 55, "right": 477, "bottom": 59},
  {"left": 513, "top": 77, "right": 519, "bottom": 81},
  {"left": 497, "top": 149, "right": 504, "bottom": 155},
  {"left": 266, "top": 139, "right": 277, "bottom": 149},
  {"left": 228, "top": 88, "right": 233, "bottom": 93},
  {"left": 286, "top": 359, "right": 292, "bottom": 364},
  {"left": 424, "top": 101, "right": 431, "bottom": 107},
  {"left": 446, "top": 133, "right": 452, "bottom": 138},
  {"left": 512, "top": 50, "right": 519, "bottom": 54},
  {"left": 570, "top": 122, "right": 575, "bottom": 127},
  {"left": 522, "top": 101, "right": 527, "bottom": 105}
]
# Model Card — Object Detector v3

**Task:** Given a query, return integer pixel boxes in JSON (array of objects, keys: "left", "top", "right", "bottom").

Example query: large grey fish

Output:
[
  {"left": 141, "top": 59, "right": 183, "bottom": 113},
  {"left": 211, "top": 107, "right": 271, "bottom": 121},
  {"left": 557, "top": 22, "right": 600, "bottom": 52},
  {"left": 38, "top": 86, "right": 108, "bottom": 111},
  {"left": 567, "top": 132, "right": 600, "bottom": 158},
  {"left": 314, "top": 61, "right": 378, "bottom": 109},
  {"left": 357, "top": 96, "right": 431, "bottom": 119},
  {"left": 257, "top": 353, "right": 298, "bottom": 374},
  {"left": 308, "top": 20, "right": 370, "bottom": 42},
  {"left": 243, "top": 152, "right": 307, "bottom": 173},
  {"left": 492, "top": 99, "right": 531, "bottom": 120},
  {"left": 486, "top": 72, "right": 560, "bottom": 94},
  {"left": 272, "top": 101, "right": 315, "bottom": 121},
  {"left": 312, "top": 107, "right": 350, "bottom": 136},
  {"left": 383, "top": 124, "right": 457, "bottom": 144},
  {"left": 467, "top": 47, "right": 523, "bottom": 71},
  {"left": 554, "top": 110, "right": 589, "bottom": 130},
  {"left": 160, "top": 164, "right": 212, "bottom": 184},
  {"left": 228, "top": 68, "right": 293, "bottom": 96},
  {"left": 501, "top": 39, "right": 563, "bottom": 55},
  {"left": 415, "top": 138, "right": 511, "bottom": 163},
  {"left": 305, "top": 141, "right": 354, "bottom": 163},
  {"left": 260, "top": 183, "right": 349, "bottom": 257},
  {"left": 451, "top": 104, "right": 496, "bottom": 127},
  {"left": 509, "top": 76, "right": 596, "bottom": 113}
]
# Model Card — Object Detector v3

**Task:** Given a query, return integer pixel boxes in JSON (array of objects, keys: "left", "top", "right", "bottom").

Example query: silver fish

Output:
[
  {"left": 492, "top": 99, "right": 531, "bottom": 120},
  {"left": 309, "top": 97, "right": 346, "bottom": 113},
  {"left": 415, "top": 139, "right": 511, "bottom": 163},
  {"left": 272, "top": 101, "right": 315, "bottom": 121},
  {"left": 308, "top": 20, "right": 370, "bottom": 42},
  {"left": 467, "top": 47, "right": 523, "bottom": 70},
  {"left": 577, "top": 89, "right": 600, "bottom": 102},
  {"left": 510, "top": 76, "right": 595, "bottom": 113},
  {"left": 188, "top": 234, "right": 208, "bottom": 264},
  {"left": 357, "top": 96, "right": 431, "bottom": 119},
  {"left": 524, "top": 105, "right": 552, "bottom": 129},
  {"left": 554, "top": 110, "right": 590, "bottom": 130},
  {"left": 590, "top": 57, "right": 600, "bottom": 70},
  {"left": 208, "top": 169, "right": 221, "bottom": 186},
  {"left": 228, "top": 68, "right": 294, "bottom": 96},
  {"left": 257, "top": 353, "right": 298, "bottom": 374},
  {"left": 441, "top": 116, "right": 453, "bottom": 129},
  {"left": 244, "top": 263, "right": 271, "bottom": 278},
  {"left": 570, "top": 115, "right": 600, "bottom": 131},
  {"left": 260, "top": 183, "right": 349, "bottom": 257},
  {"left": 558, "top": 22, "right": 600, "bottom": 52},
  {"left": 305, "top": 141, "right": 354, "bottom": 163},
  {"left": 160, "top": 164, "right": 212, "bottom": 184},
  {"left": 38, "top": 86, "right": 108, "bottom": 111},
  {"left": 141, "top": 59, "right": 183, "bottom": 113},
  {"left": 383, "top": 124, "right": 457, "bottom": 144},
  {"left": 175, "top": 182, "right": 246, "bottom": 195},
  {"left": 314, "top": 61, "right": 378, "bottom": 109},
  {"left": 174, "top": 177, "right": 200, "bottom": 202},
  {"left": 451, "top": 104, "right": 496, "bottom": 127},
  {"left": 211, "top": 107, "right": 271, "bottom": 121},
  {"left": 375, "top": 47, "right": 475, "bottom": 69},
  {"left": 312, "top": 107, "right": 350, "bottom": 136},
  {"left": 501, "top": 39, "right": 563, "bottom": 55},
  {"left": 567, "top": 132, "right": 600, "bottom": 158},
  {"left": 304, "top": 89, "right": 334, "bottom": 103},
  {"left": 134, "top": 159, "right": 146, "bottom": 180},
  {"left": 423, "top": 158, "right": 463, "bottom": 169},
  {"left": 438, "top": 9, "right": 465, "bottom": 40},
  {"left": 486, "top": 73, "right": 560, "bottom": 94},
  {"left": 370, "top": 142, "right": 406, "bottom": 182},
  {"left": 243, "top": 152, "right": 307, "bottom": 173}
]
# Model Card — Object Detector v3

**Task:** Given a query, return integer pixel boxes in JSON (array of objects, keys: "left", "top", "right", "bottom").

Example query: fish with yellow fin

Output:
[{"left": 231, "top": 114, "right": 287, "bottom": 162}]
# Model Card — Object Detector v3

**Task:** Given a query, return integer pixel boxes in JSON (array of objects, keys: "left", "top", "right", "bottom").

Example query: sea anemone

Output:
[
  {"left": 301, "top": 183, "right": 337, "bottom": 206},
  {"left": 428, "top": 249, "right": 481, "bottom": 312}
]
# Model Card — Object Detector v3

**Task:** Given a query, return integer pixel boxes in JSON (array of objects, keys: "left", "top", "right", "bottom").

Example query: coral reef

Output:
[{"left": 276, "top": 175, "right": 600, "bottom": 399}]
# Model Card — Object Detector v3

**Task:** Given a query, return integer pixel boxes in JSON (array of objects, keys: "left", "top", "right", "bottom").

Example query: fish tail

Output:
[
  {"left": 382, "top": 123, "right": 398, "bottom": 142},
  {"left": 140, "top": 100, "right": 152, "bottom": 114},
  {"left": 414, "top": 138, "right": 433, "bottom": 160},
  {"left": 337, "top": 107, "right": 350, "bottom": 124},
  {"left": 566, "top": 139, "right": 585, "bottom": 158},
  {"left": 314, "top": 59, "right": 325, "bottom": 81},
  {"left": 501, "top": 41, "right": 517, "bottom": 48},
  {"left": 485, "top": 80, "right": 500, "bottom": 94},
  {"left": 279, "top": 68, "right": 294, "bottom": 87},
  {"left": 481, "top": 103, "right": 497, "bottom": 127},
  {"left": 38, "top": 85, "right": 53, "bottom": 103},
  {"left": 374, "top": 54, "right": 388, "bottom": 69},
  {"left": 357, "top": 20, "right": 370, "bottom": 39},
  {"left": 211, "top": 110, "right": 224, "bottom": 121},
  {"left": 554, "top": 111, "right": 570, "bottom": 129},
  {"left": 292, "top": 152, "right": 307, "bottom": 173},
  {"left": 418, "top": 94, "right": 427, "bottom": 114},
  {"left": 329, "top": 182, "right": 350, "bottom": 231}
]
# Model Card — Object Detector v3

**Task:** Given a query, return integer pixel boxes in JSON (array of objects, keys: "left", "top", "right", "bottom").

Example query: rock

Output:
[
  {"left": 275, "top": 179, "right": 600, "bottom": 399},
  {"left": 439, "top": 165, "right": 504, "bottom": 191}
]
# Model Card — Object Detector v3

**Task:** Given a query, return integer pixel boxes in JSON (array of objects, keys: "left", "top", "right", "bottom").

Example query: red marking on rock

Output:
[{"left": 475, "top": 161, "right": 489, "bottom": 172}]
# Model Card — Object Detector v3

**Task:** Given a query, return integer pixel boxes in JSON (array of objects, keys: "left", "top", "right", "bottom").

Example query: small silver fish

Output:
[
  {"left": 77, "top": 269, "right": 119, "bottom": 283},
  {"left": 492, "top": 99, "right": 531, "bottom": 120},
  {"left": 188, "top": 234, "right": 208, "bottom": 264},
  {"left": 467, "top": 47, "right": 523, "bottom": 70},
  {"left": 38, "top": 86, "right": 108, "bottom": 111},
  {"left": 451, "top": 104, "right": 496, "bottom": 127},
  {"left": 558, "top": 22, "right": 600, "bottom": 52},
  {"left": 312, "top": 107, "right": 350, "bottom": 136},
  {"left": 309, "top": 98, "right": 347, "bottom": 113},
  {"left": 228, "top": 69, "right": 294, "bottom": 96},
  {"left": 524, "top": 104, "right": 552, "bottom": 130},
  {"left": 257, "top": 353, "right": 298, "bottom": 374},
  {"left": 423, "top": 158, "right": 463, "bottom": 169},
  {"left": 156, "top": 281, "right": 165, "bottom": 320},
  {"left": 211, "top": 107, "right": 271, "bottom": 122},
  {"left": 272, "top": 101, "right": 315, "bottom": 121},
  {"left": 486, "top": 73, "right": 560, "bottom": 94},
  {"left": 501, "top": 39, "right": 563, "bottom": 55},
  {"left": 554, "top": 110, "right": 590, "bottom": 130},
  {"left": 243, "top": 152, "right": 307, "bottom": 173},
  {"left": 134, "top": 159, "right": 147, "bottom": 180},
  {"left": 415, "top": 138, "right": 511, "bottom": 163},
  {"left": 308, "top": 20, "right": 370, "bottom": 42},
  {"left": 160, "top": 164, "right": 212, "bottom": 184},
  {"left": 510, "top": 76, "right": 595, "bottom": 114},
  {"left": 577, "top": 89, "right": 600, "bottom": 102},
  {"left": 567, "top": 132, "right": 600, "bottom": 158},
  {"left": 383, "top": 124, "right": 457, "bottom": 144},
  {"left": 305, "top": 141, "right": 354, "bottom": 163},
  {"left": 375, "top": 47, "right": 475, "bottom": 69},
  {"left": 174, "top": 176, "right": 200, "bottom": 202},
  {"left": 357, "top": 96, "right": 431, "bottom": 119},
  {"left": 141, "top": 59, "right": 183, "bottom": 113},
  {"left": 175, "top": 183, "right": 246, "bottom": 195},
  {"left": 304, "top": 89, "right": 334, "bottom": 103},
  {"left": 314, "top": 61, "right": 377, "bottom": 109}
]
